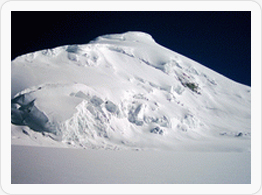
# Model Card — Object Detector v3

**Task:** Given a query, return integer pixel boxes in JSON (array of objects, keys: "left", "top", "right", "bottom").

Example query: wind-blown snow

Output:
[{"left": 11, "top": 31, "right": 251, "bottom": 152}]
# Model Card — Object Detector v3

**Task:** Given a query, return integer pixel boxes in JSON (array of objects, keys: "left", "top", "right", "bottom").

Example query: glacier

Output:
[{"left": 11, "top": 31, "right": 251, "bottom": 152}]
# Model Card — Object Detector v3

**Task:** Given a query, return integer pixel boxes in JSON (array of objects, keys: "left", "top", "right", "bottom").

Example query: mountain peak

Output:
[
  {"left": 91, "top": 31, "right": 156, "bottom": 44},
  {"left": 11, "top": 32, "right": 251, "bottom": 151}
]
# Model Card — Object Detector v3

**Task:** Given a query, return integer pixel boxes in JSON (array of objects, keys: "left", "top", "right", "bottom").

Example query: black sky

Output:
[{"left": 11, "top": 11, "right": 251, "bottom": 86}]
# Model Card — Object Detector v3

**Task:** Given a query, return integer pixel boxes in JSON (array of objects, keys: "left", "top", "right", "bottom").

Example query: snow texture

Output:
[{"left": 11, "top": 31, "right": 251, "bottom": 152}]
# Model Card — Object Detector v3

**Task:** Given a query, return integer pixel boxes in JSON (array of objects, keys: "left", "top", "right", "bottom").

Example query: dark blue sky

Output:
[{"left": 11, "top": 11, "right": 251, "bottom": 86}]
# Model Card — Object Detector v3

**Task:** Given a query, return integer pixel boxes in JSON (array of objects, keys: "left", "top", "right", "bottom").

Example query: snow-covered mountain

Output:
[{"left": 11, "top": 31, "right": 251, "bottom": 151}]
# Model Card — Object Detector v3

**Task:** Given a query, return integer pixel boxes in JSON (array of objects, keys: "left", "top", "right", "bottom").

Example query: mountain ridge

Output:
[{"left": 11, "top": 31, "right": 251, "bottom": 151}]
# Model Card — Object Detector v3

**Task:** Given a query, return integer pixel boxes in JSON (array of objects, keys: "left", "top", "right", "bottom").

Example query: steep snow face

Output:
[{"left": 11, "top": 31, "right": 251, "bottom": 151}]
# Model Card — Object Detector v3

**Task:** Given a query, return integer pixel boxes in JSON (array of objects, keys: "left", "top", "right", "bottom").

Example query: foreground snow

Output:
[{"left": 12, "top": 145, "right": 250, "bottom": 184}]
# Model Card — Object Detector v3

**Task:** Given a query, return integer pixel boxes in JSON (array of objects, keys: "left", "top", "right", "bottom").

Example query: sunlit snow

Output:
[{"left": 11, "top": 31, "right": 251, "bottom": 152}]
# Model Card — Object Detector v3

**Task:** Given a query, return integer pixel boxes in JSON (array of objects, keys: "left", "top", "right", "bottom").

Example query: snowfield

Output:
[
  {"left": 12, "top": 145, "right": 250, "bottom": 184},
  {"left": 11, "top": 32, "right": 251, "bottom": 185}
]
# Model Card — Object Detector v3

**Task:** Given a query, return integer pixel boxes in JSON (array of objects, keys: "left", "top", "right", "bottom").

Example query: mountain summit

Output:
[{"left": 11, "top": 32, "right": 250, "bottom": 151}]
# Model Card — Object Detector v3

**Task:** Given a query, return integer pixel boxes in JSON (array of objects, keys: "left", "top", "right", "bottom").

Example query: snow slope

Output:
[{"left": 11, "top": 31, "right": 251, "bottom": 152}]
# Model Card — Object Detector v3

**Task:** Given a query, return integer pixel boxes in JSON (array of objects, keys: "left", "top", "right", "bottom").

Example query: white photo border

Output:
[{"left": 1, "top": 1, "right": 261, "bottom": 194}]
